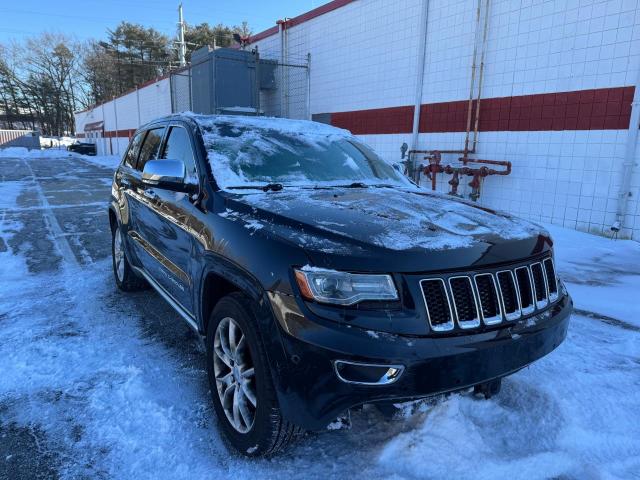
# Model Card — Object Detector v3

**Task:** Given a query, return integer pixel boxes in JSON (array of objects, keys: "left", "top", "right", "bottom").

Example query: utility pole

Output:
[{"left": 177, "top": 3, "right": 187, "bottom": 67}]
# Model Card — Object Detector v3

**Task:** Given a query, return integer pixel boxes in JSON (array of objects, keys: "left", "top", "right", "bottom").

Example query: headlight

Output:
[{"left": 294, "top": 267, "right": 398, "bottom": 305}]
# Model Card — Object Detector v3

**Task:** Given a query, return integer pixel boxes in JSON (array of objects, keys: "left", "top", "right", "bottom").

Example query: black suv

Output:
[
  {"left": 109, "top": 114, "right": 572, "bottom": 456},
  {"left": 67, "top": 141, "right": 97, "bottom": 155}
]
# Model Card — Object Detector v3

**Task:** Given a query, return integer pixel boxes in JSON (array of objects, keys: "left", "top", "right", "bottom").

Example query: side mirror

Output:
[{"left": 142, "top": 159, "right": 195, "bottom": 193}]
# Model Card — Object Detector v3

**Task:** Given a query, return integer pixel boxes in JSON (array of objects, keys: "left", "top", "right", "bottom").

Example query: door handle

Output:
[{"left": 143, "top": 188, "right": 157, "bottom": 199}]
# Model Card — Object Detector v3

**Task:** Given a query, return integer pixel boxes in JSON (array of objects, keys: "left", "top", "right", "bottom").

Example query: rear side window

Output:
[
  {"left": 161, "top": 126, "right": 198, "bottom": 184},
  {"left": 137, "top": 127, "right": 165, "bottom": 172},
  {"left": 123, "top": 132, "right": 145, "bottom": 168}
]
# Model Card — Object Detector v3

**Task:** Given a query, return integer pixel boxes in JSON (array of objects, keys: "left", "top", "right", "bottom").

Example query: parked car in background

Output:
[
  {"left": 67, "top": 141, "right": 96, "bottom": 155},
  {"left": 108, "top": 113, "right": 572, "bottom": 456}
]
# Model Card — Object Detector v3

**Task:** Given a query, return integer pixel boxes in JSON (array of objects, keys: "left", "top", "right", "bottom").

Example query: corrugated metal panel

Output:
[{"left": 0, "top": 129, "right": 40, "bottom": 149}]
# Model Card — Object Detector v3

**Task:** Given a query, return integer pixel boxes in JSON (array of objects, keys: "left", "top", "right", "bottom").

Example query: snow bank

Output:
[
  {"left": 379, "top": 395, "right": 579, "bottom": 479},
  {"left": 548, "top": 224, "right": 640, "bottom": 326}
]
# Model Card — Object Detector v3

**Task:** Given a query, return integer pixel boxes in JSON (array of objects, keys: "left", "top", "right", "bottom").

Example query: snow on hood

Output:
[{"left": 228, "top": 187, "right": 546, "bottom": 253}]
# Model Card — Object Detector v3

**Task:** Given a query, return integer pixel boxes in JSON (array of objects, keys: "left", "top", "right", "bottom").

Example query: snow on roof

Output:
[{"left": 185, "top": 112, "right": 352, "bottom": 137}]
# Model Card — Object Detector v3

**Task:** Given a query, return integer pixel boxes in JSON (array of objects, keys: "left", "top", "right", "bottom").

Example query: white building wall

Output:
[
  {"left": 75, "top": 77, "right": 172, "bottom": 157},
  {"left": 138, "top": 78, "right": 172, "bottom": 124},
  {"left": 251, "top": 0, "right": 640, "bottom": 240}
]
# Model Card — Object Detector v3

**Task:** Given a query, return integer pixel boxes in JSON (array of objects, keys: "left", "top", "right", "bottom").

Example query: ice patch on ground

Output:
[
  {"left": 74, "top": 153, "right": 121, "bottom": 170},
  {"left": 0, "top": 147, "right": 119, "bottom": 171}
]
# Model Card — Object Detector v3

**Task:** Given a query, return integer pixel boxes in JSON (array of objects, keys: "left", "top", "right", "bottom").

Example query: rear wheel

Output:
[
  {"left": 206, "top": 293, "right": 301, "bottom": 456},
  {"left": 111, "top": 224, "right": 146, "bottom": 291}
]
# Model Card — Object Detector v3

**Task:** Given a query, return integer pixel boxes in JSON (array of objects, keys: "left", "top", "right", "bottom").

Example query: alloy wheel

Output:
[
  {"left": 113, "top": 226, "right": 125, "bottom": 282},
  {"left": 213, "top": 316, "right": 257, "bottom": 433}
]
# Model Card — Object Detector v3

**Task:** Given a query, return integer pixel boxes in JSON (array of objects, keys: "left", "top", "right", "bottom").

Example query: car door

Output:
[
  {"left": 124, "top": 126, "right": 168, "bottom": 287},
  {"left": 134, "top": 123, "right": 201, "bottom": 315},
  {"left": 115, "top": 130, "right": 147, "bottom": 268}
]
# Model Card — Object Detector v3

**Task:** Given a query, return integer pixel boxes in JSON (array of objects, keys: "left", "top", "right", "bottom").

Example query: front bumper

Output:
[{"left": 267, "top": 291, "right": 572, "bottom": 430}]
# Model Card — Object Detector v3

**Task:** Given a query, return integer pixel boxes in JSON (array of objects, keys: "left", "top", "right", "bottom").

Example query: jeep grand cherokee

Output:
[{"left": 109, "top": 114, "right": 572, "bottom": 456}]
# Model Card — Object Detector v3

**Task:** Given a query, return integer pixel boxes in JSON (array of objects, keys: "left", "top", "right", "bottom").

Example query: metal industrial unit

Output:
[{"left": 189, "top": 47, "right": 276, "bottom": 115}]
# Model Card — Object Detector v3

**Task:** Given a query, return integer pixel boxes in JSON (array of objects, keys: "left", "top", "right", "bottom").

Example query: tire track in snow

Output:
[
  {"left": 574, "top": 308, "right": 640, "bottom": 333},
  {"left": 22, "top": 159, "right": 80, "bottom": 268}
]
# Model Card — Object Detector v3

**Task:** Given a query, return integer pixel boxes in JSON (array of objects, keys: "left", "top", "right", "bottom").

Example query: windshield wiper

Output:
[
  {"left": 227, "top": 183, "right": 284, "bottom": 192},
  {"left": 316, "top": 182, "right": 369, "bottom": 189},
  {"left": 322, "top": 182, "right": 396, "bottom": 189}
]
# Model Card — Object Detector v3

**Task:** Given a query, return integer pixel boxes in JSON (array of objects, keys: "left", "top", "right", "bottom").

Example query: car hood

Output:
[{"left": 221, "top": 187, "right": 552, "bottom": 272}]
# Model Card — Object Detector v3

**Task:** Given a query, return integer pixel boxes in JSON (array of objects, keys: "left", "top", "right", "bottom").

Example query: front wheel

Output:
[{"left": 206, "top": 293, "right": 301, "bottom": 456}]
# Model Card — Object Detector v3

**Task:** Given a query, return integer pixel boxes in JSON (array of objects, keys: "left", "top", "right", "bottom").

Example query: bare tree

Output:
[{"left": 0, "top": 34, "right": 88, "bottom": 135}]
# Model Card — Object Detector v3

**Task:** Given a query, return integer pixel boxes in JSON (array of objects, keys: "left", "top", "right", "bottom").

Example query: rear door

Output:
[
  {"left": 133, "top": 123, "right": 201, "bottom": 315},
  {"left": 115, "top": 130, "right": 146, "bottom": 267},
  {"left": 125, "top": 126, "right": 167, "bottom": 284}
]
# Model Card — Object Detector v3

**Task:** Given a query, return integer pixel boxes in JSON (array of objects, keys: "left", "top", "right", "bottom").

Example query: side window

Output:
[
  {"left": 161, "top": 126, "right": 198, "bottom": 184},
  {"left": 123, "top": 131, "right": 145, "bottom": 168},
  {"left": 136, "top": 127, "right": 165, "bottom": 172}
]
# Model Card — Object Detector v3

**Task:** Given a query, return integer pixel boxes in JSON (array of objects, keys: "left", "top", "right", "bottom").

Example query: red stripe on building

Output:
[
  {"left": 250, "top": 26, "right": 279, "bottom": 43},
  {"left": 103, "top": 129, "right": 136, "bottom": 138},
  {"left": 328, "top": 86, "right": 635, "bottom": 134}
]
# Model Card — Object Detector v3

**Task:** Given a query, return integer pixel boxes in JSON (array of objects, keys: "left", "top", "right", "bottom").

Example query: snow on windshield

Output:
[{"left": 188, "top": 114, "right": 413, "bottom": 190}]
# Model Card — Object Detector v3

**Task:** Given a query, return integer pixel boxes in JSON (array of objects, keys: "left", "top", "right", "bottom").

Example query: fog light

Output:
[{"left": 333, "top": 360, "right": 404, "bottom": 385}]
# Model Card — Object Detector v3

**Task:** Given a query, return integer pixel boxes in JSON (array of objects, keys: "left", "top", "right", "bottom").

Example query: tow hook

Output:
[{"left": 473, "top": 377, "right": 502, "bottom": 399}]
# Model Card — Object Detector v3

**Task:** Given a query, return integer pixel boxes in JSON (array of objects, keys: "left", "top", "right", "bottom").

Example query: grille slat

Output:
[
  {"left": 515, "top": 267, "right": 535, "bottom": 314},
  {"left": 420, "top": 279, "right": 454, "bottom": 332},
  {"left": 530, "top": 262, "right": 549, "bottom": 308},
  {"left": 543, "top": 258, "right": 559, "bottom": 301},
  {"left": 496, "top": 270, "right": 521, "bottom": 321},
  {"left": 448, "top": 276, "right": 480, "bottom": 329},
  {"left": 475, "top": 273, "right": 502, "bottom": 325}
]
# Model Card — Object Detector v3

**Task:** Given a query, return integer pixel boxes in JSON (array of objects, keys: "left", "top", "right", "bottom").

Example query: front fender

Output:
[{"left": 196, "top": 255, "right": 293, "bottom": 417}]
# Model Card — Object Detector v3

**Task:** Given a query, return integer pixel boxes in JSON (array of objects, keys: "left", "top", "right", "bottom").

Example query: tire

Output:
[
  {"left": 111, "top": 224, "right": 146, "bottom": 291},
  {"left": 206, "top": 293, "right": 302, "bottom": 456}
]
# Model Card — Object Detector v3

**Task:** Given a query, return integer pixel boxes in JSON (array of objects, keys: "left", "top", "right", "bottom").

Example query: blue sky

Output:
[{"left": 0, "top": 0, "right": 324, "bottom": 43}]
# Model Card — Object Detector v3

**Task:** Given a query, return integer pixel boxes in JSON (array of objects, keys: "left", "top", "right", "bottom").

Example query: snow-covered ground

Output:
[
  {"left": 0, "top": 154, "right": 639, "bottom": 479},
  {"left": 0, "top": 146, "right": 120, "bottom": 170}
]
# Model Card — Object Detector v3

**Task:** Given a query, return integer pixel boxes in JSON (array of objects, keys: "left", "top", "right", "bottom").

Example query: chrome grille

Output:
[{"left": 420, "top": 255, "right": 560, "bottom": 333}]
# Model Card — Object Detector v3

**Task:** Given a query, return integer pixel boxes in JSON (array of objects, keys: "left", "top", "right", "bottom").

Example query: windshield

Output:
[{"left": 200, "top": 121, "right": 414, "bottom": 190}]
